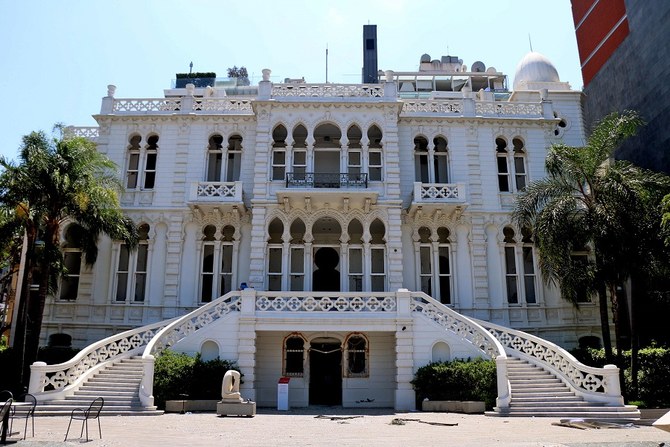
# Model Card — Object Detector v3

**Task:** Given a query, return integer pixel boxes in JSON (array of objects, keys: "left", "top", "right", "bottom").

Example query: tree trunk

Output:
[
  {"left": 629, "top": 274, "right": 640, "bottom": 400},
  {"left": 597, "top": 282, "right": 613, "bottom": 362},
  {"left": 13, "top": 226, "right": 37, "bottom": 386},
  {"left": 609, "top": 282, "right": 626, "bottom": 398}
]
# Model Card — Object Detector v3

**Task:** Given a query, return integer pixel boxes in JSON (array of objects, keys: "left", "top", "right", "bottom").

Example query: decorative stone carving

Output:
[{"left": 262, "top": 69, "right": 271, "bottom": 82}]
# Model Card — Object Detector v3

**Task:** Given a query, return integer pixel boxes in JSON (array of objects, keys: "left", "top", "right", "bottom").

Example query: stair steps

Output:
[
  {"left": 491, "top": 358, "right": 640, "bottom": 419},
  {"left": 21, "top": 357, "right": 162, "bottom": 416}
]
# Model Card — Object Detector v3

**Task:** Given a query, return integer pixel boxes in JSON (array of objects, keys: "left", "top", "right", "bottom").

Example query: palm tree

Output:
[
  {"left": 513, "top": 111, "right": 670, "bottom": 363},
  {"left": 0, "top": 126, "right": 138, "bottom": 384}
]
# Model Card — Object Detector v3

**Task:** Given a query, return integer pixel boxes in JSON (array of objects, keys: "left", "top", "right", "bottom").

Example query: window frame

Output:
[
  {"left": 283, "top": 333, "right": 306, "bottom": 377},
  {"left": 344, "top": 333, "right": 369, "bottom": 378}
]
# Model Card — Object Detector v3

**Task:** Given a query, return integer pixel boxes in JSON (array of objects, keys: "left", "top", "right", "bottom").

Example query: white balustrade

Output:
[
  {"left": 112, "top": 98, "right": 182, "bottom": 112},
  {"left": 64, "top": 126, "right": 99, "bottom": 139},
  {"left": 409, "top": 292, "right": 510, "bottom": 408},
  {"left": 28, "top": 319, "right": 171, "bottom": 398},
  {"left": 272, "top": 84, "right": 384, "bottom": 98},
  {"left": 475, "top": 102, "right": 543, "bottom": 117},
  {"left": 413, "top": 182, "right": 466, "bottom": 203},
  {"left": 255, "top": 292, "right": 397, "bottom": 312},
  {"left": 189, "top": 181, "right": 243, "bottom": 202},
  {"left": 477, "top": 319, "right": 623, "bottom": 405},
  {"left": 401, "top": 100, "right": 463, "bottom": 114},
  {"left": 192, "top": 98, "right": 253, "bottom": 113}
]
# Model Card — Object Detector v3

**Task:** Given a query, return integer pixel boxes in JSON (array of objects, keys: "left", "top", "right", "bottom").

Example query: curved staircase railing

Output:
[
  {"left": 409, "top": 292, "right": 511, "bottom": 408},
  {"left": 139, "top": 291, "right": 242, "bottom": 406},
  {"left": 28, "top": 319, "right": 173, "bottom": 401},
  {"left": 476, "top": 319, "right": 623, "bottom": 406}
]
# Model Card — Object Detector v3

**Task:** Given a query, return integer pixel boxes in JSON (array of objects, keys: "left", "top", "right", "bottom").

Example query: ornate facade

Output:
[{"left": 39, "top": 53, "right": 606, "bottom": 409}]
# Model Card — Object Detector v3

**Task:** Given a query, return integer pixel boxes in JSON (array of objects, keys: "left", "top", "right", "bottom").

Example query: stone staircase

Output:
[
  {"left": 496, "top": 357, "right": 640, "bottom": 419},
  {"left": 17, "top": 357, "right": 162, "bottom": 416}
]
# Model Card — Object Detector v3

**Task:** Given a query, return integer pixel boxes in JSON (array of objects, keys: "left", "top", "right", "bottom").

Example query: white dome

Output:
[{"left": 513, "top": 52, "right": 560, "bottom": 90}]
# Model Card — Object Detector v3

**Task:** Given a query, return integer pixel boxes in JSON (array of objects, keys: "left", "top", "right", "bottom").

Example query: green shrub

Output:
[
  {"left": 570, "top": 345, "right": 670, "bottom": 407},
  {"left": 411, "top": 358, "right": 497, "bottom": 410},
  {"left": 153, "top": 350, "right": 240, "bottom": 409}
]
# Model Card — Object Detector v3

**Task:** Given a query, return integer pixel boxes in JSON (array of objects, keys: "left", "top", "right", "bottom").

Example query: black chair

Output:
[
  {"left": 64, "top": 397, "right": 104, "bottom": 442},
  {"left": 9, "top": 393, "right": 36, "bottom": 440},
  {"left": 0, "top": 398, "right": 13, "bottom": 445}
]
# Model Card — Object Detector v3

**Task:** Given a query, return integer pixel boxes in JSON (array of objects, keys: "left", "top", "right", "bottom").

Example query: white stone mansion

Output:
[{"left": 29, "top": 51, "right": 623, "bottom": 412}]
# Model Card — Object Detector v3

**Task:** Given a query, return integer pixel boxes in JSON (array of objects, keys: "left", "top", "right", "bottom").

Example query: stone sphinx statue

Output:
[{"left": 221, "top": 370, "right": 243, "bottom": 403}]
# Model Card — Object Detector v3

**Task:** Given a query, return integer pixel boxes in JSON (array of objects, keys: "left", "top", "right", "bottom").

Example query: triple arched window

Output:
[
  {"left": 271, "top": 123, "right": 384, "bottom": 184},
  {"left": 266, "top": 216, "right": 387, "bottom": 292}
]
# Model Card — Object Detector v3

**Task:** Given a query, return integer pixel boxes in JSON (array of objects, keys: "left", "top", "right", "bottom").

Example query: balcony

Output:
[
  {"left": 187, "top": 181, "right": 245, "bottom": 214},
  {"left": 286, "top": 172, "right": 368, "bottom": 189},
  {"left": 277, "top": 173, "right": 377, "bottom": 212},
  {"left": 408, "top": 182, "right": 467, "bottom": 217}
]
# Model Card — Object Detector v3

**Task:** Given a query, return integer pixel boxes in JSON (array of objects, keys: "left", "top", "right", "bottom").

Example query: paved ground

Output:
[{"left": 5, "top": 409, "right": 669, "bottom": 447}]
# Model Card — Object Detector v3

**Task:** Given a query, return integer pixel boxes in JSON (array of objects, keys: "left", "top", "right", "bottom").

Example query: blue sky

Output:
[{"left": 0, "top": 0, "right": 581, "bottom": 160}]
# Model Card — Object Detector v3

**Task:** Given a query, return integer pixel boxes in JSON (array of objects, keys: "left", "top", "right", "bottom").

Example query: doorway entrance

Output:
[
  {"left": 312, "top": 247, "right": 340, "bottom": 291},
  {"left": 309, "top": 339, "right": 342, "bottom": 405}
]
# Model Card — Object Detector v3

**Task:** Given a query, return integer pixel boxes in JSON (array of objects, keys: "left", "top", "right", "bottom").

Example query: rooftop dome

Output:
[{"left": 513, "top": 52, "right": 560, "bottom": 90}]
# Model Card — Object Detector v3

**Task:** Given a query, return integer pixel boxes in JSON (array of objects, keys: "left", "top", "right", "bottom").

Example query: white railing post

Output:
[
  {"left": 100, "top": 85, "right": 115, "bottom": 114},
  {"left": 139, "top": 355, "right": 155, "bottom": 408},
  {"left": 603, "top": 364, "right": 623, "bottom": 404},
  {"left": 495, "top": 355, "right": 511, "bottom": 409},
  {"left": 28, "top": 362, "right": 47, "bottom": 394},
  {"left": 240, "top": 288, "right": 256, "bottom": 316}
]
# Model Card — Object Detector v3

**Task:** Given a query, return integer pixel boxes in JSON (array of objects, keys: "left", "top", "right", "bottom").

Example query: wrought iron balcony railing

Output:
[{"left": 286, "top": 172, "right": 368, "bottom": 188}]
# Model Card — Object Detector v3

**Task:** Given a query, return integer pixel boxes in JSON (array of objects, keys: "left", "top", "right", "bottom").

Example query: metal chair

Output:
[
  {"left": 1, "top": 398, "right": 13, "bottom": 445},
  {"left": 64, "top": 397, "right": 104, "bottom": 441},
  {"left": 9, "top": 393, "right": 36, "bottom": 439}
]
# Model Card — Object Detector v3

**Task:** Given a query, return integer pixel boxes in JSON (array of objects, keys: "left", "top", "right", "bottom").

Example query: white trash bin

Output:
[{"left": 277, "top": 377, "right": 290, "bottom": 410}]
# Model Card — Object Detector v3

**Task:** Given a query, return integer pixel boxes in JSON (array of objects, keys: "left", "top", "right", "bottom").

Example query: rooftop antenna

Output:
[
  {"left": 528, "top": 34, "right": 533, "bottom": 52},
  {"left": 189, "top": 61, "right": 193, "bottom": 74},
  {"left": 326, "top": 44, "right": 329, "bottom": 83}
]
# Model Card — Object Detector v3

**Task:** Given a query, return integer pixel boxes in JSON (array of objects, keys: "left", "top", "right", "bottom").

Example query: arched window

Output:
[
  {"left": 125, "top": 134, "right": 158, "bottom": 190},
  {"left": 289, "top": 219, "right": 306, "bottom": 291},
  {"left": 206, "top": 134, "right": 223, "bottom": 181},
  {"left": 370, "top": 219, "right": 386, "bottom": 291},
  {"left": 345, "top": 333, "right": 368, "bottom": 377},
  {"left": 200, "top": 224, "right": 237, "bottom": 302},
  {"left": 267, "top": 218, "right": 284, "bottom": 290},
  {"left": 143, "top": 135, "right": 159, "bottom": 189},
  {"left": 347, "top": 219, "right": 364, "bottom": 292},
  {"left": 347, "top": 125, "right": 363, "bottom": 178},
  {"left": 496, "top": 137, "right": 510, "bottom": 192},
  {"left": 416, "top": 226, "right": 452, "bottom": 304},
  {"left": 496, "top": 137, "right": 527, "bottom": 193},
  {"left": 433, "top": 137, "right": 449, "bottom": 183},
  {"left": 126, "top": 135, "right": 142, "bottom": 189},
  {"left": 414, "top": 136, "right": 429, "bottom": 182},
  {"left": 271, "top": 125, "right": 287, "bottom": 181},
  {"left": 292, "top": 125, "right": 307, "bottom": 178},
  {"left": 59, "top": 225, "right": 83, "bottom": 301},
  {"left": 512, "top": 138, "right": 528, "bottom": 191},
  {"left": 367, "top": 125, "right": 383, "bottom": 181},
  {"left": 226, "top": 135, "right": 243, "bottom": 181},
  {"left": 503, "top": 226, "right": 537, "bottom": 304},
  {"left": 283, "top": 334, "right": 306, "bottom": 377},
  {"left": 115, "top": 223, "right": 149, "bottom": 303}
]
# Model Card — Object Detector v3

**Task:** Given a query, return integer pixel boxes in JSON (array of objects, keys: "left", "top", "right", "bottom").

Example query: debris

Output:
[
  {"left": 390, "top": 418, "right": 458, "bottom": 427},
  {"left": 552, "top": 419, "right": 637, "bottom": 430},
  {"left": 315, "top": 415, "right": 364, "bottom": 421},
  {"left": 356, "top": 398, "right": 375, "bottom": 403}
]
